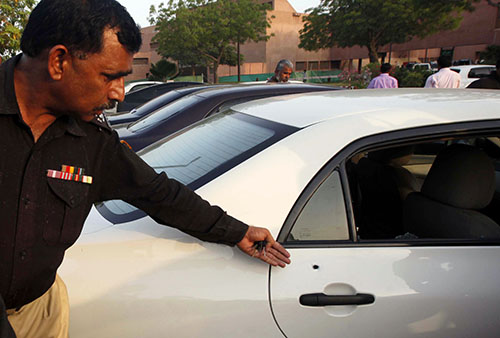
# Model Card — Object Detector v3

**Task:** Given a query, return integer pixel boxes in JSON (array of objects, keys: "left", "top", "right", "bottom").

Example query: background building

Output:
[{"left": 126, "top": 0, "right": 500, "bottom": 82}]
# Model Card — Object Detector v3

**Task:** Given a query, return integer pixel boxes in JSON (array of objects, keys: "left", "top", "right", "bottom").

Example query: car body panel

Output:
[
  {"left": 59, "top": 89, "right": 500, "bottom": 337},
  {"left": 107, "top": 85, "right": 211, "bottom": 126},
  {"left": 114, "top": 81, "right": 203, "bottom": 114},
  {"left": 270, "top": 247, "right": 500, "bottom": 338}
]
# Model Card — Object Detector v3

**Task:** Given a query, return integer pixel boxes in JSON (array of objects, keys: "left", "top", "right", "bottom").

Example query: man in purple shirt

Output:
[{"left": 368, "top": 63, "right": 399, "bottom": 88}]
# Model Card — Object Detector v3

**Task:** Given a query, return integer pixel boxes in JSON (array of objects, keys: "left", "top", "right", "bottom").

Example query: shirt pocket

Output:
[{"left": 44, "top": 178, "right": 90, "bottom": 246}]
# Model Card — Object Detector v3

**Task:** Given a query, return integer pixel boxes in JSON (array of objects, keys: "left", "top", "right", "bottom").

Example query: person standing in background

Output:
[
  {"left": 367, "top": 63, "right": 398, "bottom": 88},
  {"left": 424, "top": 56, "right": 461, "bottom": 88}
]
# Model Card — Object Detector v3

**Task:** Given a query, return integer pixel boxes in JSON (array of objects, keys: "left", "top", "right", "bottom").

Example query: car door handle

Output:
[{"left": 299, "top": 293, "right": 375, "bottom": 306}]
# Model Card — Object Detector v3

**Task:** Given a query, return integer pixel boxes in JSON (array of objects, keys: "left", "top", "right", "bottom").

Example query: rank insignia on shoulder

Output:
[{"left": 47, "top": 165, "right": 92, "bottom": 184}]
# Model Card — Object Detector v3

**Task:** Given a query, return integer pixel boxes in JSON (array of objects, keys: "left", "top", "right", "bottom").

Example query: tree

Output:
[
  {"left": 299, "top": 0, "right": 479, "bottom": 63},
  {"left": 0, "top": 0, "right": 37, "bottom": 62},
  {"left": 149, "top": 59, "right": 178, "bottom": 81},
  {"left": 479, "top": 45, "right": 500, "bottom": 64},
  {"left": 149, "top": 0, "right": 272, "bottom": 83}
]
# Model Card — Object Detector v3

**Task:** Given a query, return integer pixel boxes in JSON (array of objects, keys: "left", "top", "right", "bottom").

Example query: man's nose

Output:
[{"left": 108, "top": 77, "right": 125, "bottom": 102}]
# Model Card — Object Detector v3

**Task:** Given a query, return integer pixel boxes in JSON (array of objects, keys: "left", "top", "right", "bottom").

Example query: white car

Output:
[
  {"left": 450, "top": 65, "right": 496, "bottom": 88},
  {"left": 60, "top": 89, "right": 500, "bottom": 338},
  {"left": 124, "top": 80, "right": 164, "bottom": 94}
]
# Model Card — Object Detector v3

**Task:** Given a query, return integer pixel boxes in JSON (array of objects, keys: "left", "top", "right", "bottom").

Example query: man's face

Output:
[
  {"left": 277, "top": 65, "right": 292, "bottom": 82},
  {"left": 59, "top": 28, "right": 133, "bottom": 121}
]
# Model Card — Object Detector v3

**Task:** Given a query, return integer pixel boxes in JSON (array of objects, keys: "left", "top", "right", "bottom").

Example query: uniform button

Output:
[
  {"left": 23, "top": 198, "right": 30, "bottom": 207},
  {"left": 19, "top": 250, "right": 27, "bottom": 261}
]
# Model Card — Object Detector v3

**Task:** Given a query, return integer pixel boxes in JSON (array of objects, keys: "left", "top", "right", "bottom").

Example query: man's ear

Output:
[{"left": 47, "top": 45, "right": 71, "bottom": 81}]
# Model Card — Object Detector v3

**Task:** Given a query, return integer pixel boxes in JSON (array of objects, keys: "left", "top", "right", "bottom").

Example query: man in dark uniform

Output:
[
  {"left": 267, "top": 59, "right": 294, "bottom": 83},
  {"left": 467, "top": 59, "right": 500, "bottom": 89},
  {"left": 0, "top": 1, "right": 290, "bottom": 336}
]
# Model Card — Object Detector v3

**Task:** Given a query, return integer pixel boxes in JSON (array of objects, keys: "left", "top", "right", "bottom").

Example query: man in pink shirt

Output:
[
  {"left": 368, "top": 63, "right": 398, "bottom": 88},
  {"left": 424, "top": 56, "right": 461, "bottom": 88}
]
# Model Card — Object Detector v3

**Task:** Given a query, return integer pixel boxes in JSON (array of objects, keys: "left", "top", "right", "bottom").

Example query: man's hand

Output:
[{"left": 236, "top": 226, "right": 291, "bottom": 268}]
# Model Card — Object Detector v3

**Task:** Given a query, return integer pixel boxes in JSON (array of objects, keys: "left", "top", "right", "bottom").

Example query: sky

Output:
[{"left": 117, "top": 0, "right": 321, "bottom": 28}]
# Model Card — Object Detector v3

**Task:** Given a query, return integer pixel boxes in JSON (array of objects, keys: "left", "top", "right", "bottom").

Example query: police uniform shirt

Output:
[{"left": 0, "top": 55, "right": 248, "bottom": 310}]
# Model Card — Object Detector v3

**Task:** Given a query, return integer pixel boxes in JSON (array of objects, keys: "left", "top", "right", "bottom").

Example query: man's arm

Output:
[{"left": 97, "top": 133, "right": 291, "bottom": 267}]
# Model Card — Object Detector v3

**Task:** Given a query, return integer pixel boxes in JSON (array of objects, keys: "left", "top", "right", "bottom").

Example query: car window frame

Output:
[{"left": 278, "top": 119, "right": 500, "bottom": 248}]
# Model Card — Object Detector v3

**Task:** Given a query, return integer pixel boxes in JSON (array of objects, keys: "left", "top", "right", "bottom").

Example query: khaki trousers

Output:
[{"left": 7, "top": 275, "right": 69, "bottom": 338}]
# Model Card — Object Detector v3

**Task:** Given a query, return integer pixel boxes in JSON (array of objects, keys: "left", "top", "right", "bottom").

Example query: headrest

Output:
[{"left": 421, "top": 144, "right": 495, "bottom": 209}]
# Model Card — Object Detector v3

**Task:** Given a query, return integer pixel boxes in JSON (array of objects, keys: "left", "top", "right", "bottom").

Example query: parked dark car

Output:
[
  {"left": 117, "top": 83, "right": 340, "bottom": 151},
  {"left": 113, "top": 81, "right": 202, "bottom": 113},
  {"left": 108, "top": 85, "right": 217, "bottom": 126}
]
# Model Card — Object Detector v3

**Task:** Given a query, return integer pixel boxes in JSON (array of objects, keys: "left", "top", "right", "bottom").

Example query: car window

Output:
[
  {"left": 287, "top": 170, "right": 349, "bottom": 241},
  {"left": 347, "top": 135, "right": 500, "bottom": 241},
  {"left": 97, "top": 111, "right": 298, "bottom": 224},
  {"left": 128, "top": 94, "right": 204, "bottom": 132},
  {"left": 281, "top": 132, "right": 500, "bottom": 245},
  {"left": 468, "top": 67, "right": 495, "bottom": 78}
]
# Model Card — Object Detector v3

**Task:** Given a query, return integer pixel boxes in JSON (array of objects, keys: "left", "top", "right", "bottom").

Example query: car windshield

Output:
[
  {"left": 128, "top": 94, "right": 204, "bottom": 132},
  {"left": 97, "top": 110, "right": 298, "bottom": 223}
]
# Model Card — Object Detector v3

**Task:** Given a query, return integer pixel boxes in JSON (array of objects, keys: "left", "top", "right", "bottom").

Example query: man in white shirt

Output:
[{"left": 424, "top": 56, "right": 461, "bottom": 88}]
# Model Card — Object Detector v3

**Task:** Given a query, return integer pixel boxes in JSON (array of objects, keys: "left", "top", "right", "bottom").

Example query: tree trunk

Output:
[
  {"left": 367, "top": 39, "right": 379, "bottom": 64},
  {"left": 213, "top": 61, "right": 219, "bottom": 83}
]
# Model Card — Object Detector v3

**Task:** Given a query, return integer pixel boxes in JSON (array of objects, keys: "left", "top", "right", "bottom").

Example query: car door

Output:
[{"left": 269, "top": 131, "right": 500, "bottom": 338}]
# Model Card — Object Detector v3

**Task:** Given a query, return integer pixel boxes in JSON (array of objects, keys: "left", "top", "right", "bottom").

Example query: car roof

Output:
[
  {"left": 450, "top": 65, "right": 495, "bottom": 71},
  {"left": 231, "top": 88, "right": 500, "bottom": 130},
  {"left": 191, "top": 83, "right": 335, "bottom": 98}
]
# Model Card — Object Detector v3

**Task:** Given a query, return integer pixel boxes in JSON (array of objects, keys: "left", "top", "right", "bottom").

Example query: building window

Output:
[
  {"left": 309, "top": 61, "right": 319, "bottom": 70},
  {"left": 296, "top": 61, "right": 306, "bottom": 71},
  {"left": 330, "top": 60, "right": 341, "bottom": 69},
  {"left": 320, "top": 61, "right": 330, "bottom": 70},
  {"left": 133, "top": 58, "right": 149, "bottom": 65}
]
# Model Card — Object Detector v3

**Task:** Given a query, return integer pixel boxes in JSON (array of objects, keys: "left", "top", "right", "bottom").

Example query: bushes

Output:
[{"left": 393, "top": 67, "right": 433, "bottom": 87}]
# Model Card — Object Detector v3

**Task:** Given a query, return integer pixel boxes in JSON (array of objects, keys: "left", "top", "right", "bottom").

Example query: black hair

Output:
[
  {"left": 21, "top": 0, "right": 142, "bottom": 58},
  {"left": 380, "top": 63, "right": 392, "bottom": 73},
  {"left": 437, "top": 56, "right": 452, "bottom": 68}
]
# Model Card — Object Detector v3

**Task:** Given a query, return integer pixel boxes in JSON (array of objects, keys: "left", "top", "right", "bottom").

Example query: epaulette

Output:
[{"left": 89, "top": 113, "right": 113, "bottom": 133}]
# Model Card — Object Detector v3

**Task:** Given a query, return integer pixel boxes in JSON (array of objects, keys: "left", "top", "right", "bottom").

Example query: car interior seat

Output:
[
  {"left": 403, "top": 144, "right": 500, "bottom": 239},
  {"left": 353, "top": 145, "right": 418, "bottom": 239}
]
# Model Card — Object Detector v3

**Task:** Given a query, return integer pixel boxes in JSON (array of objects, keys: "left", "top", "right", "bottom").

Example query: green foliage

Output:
[
  {"left": 149, "top": 0, "right": 271, "bottom": 82},
  {"left": 479, "top": 45, "right": 500, "bottom": 64},
  {"left": 365, "top": 62, "right": 381, "bottom": 78},
  {"left": 149, "top": 59, "right": 178, "bottom": 81},
  {"left": 299, "top": 0, "right": 480, "bottom": 63},
  {"left": 0, "top": 0, "right": 37, "bottom": 61},
  {"left": 393, "top": 67, "right": 433, "bottom": 88}
]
